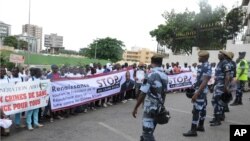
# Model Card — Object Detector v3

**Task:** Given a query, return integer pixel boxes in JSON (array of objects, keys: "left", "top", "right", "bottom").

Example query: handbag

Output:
[{"left": 153, "top": 96, "right": 171, "bottom": 125}]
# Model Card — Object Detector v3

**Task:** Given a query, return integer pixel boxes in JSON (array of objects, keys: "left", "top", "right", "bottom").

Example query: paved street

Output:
[{"left": 1, "top": 92, "right": 250, "bottom": 141}]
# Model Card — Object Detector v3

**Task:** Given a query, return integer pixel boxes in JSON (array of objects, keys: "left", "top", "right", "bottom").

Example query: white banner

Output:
[
  {"left": 50, "top": 69, "right": 134, "bottom": 110},
  {"left": 0, "top": 80, "right": 50, "bottom": 115},
  {"left": 167, "top": 72, "right": 195, "bottom": 90}
]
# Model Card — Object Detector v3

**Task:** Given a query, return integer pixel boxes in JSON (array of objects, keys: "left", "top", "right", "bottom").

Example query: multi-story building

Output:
[
  {"left": 242, "top": 0, "right": 250, "bottom": 43},
  {"left": 22, "top": 24, "right": 42, "bottom": 52},
  {"left": 44, "top": 33, "right": 64, "bottom": 54},
  {"left": 123, "top": 47, "right": 156, "bottom": 64},
  {"left": 0, "top": 21, "right": 11, "bottom": 47}
]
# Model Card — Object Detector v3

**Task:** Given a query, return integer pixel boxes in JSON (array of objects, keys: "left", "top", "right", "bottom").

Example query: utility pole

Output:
[
  {"left": 27, "top": 0, "right": 31, "bottom": 66},
  {"left": 94, "top": 40, "right": 97, "bottom": 59}
]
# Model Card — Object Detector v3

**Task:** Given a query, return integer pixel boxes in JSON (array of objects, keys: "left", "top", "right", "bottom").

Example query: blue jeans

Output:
[
  {"left": 26, "top": 109, "right": 39, "bottom": 128},
  {"left": 15, "top": 113, "right": 21, "bottom": 125}
]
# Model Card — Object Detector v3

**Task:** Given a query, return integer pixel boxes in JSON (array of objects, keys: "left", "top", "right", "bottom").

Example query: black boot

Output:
[
  {"left": 210, "top": 115, "right": 221, "bottom": 126},
  {"left": 197, "top": 120, "right": 205, "bottom": 132},
  {"left": 238, "top": 97, "right": 243, "bottom": 105},
  {"left": 230, "top": 97, "right": 239, "bottom": 106},
  {"left": 224, "top": 104, "right": 230, "bottom": 112},
  {"left": 183, "top": 124, "right": 197, "bottom": 137},
  {"left": 220, "top": 113, "right": 225, "bottom": 121}
]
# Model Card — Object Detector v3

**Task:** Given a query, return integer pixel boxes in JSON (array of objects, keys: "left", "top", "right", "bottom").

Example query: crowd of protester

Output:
[{"left": 0, "top": 61, "right": 214, "bottom": 136}]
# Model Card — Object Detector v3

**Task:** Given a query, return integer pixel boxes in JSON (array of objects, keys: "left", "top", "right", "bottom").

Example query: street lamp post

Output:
[
  {"left": 94, "top": 41, "right": 97, "bottom": 59},
  {"left": 27, "top": 0, "right": 31, "bottom": 66}
]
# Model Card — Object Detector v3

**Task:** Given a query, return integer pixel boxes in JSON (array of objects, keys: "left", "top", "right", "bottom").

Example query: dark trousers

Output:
[{"left": 235, "top": 81, "right": 245, "bottom": 104}]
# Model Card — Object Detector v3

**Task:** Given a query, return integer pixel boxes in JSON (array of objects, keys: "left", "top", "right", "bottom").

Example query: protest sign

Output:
[
  {"left": 0, "top": 80, "right": 50, "bottom": 115},
  {"left": 167, "top": 72, "right": 195, "bottom": 90},
  {"left": 50, "top": 69, "right": 134, "bottom": 111}
]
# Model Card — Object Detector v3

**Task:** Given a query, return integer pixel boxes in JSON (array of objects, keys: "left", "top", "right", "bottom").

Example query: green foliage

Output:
[
  {"left": 85, "top": 37, "right": 124, "bottom": 62},
  {"left": 15, "top": 51, "right": 109, "bottom": 66},
  {"left": 225, "top": 7, "right": 243, "bottom": 39},
  {"left": 79, "top": 48, "right": 89, "bottom": 56},
  {"left": 58, "top": 49, "right": 79, "bottom": 55},
  {"left": 150, "top": 0, "right": 242, "bottom": 54},
  {"left": 3, "top": 36, "right": 18, "bottom": 48},
  {"left": 18, "top": 40, "right": 28, "bottom": 50},
  {"left": 0, "top": 50, "right": 15, "bottom": 69}
]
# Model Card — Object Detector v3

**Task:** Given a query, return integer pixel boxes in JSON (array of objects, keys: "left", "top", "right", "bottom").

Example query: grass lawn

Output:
[{"left": 1, "top": 50, "right": 110, "bottom": 66}]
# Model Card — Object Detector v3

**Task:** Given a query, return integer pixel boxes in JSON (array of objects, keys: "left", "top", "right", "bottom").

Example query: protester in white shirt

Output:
[
  {"left": 26, "top": 68, "right": 44, "bottom": 130},
  {"left": 0, "top": 66, "right": 11, "bottom": 136},
  {"left": 10, "top": 67, "right": 26, "bottom": 128}
]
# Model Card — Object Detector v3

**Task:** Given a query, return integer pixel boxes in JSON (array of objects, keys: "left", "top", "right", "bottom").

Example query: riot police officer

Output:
[
  {"left": 132, "top": 55, "right": 168, "bottom": 141},
  {"left": 210, "top": 51, "right": 231, "bottom": 126},
  {"left": 183, "top": 51, "right": 211, "bottom": 137}
]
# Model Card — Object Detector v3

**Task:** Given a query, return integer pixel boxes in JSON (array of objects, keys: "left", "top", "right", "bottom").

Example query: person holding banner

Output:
[
  {"left": 0, "top": 66, "right": 10, "bottom": 84},
  {"left": 0, "top": 67, "right": 11, "bottom": 136},
  {"left": 134, "top": 62, "right": 146, "bottom": 99},
  {"left": 10, "top": 67, "right": 26, "bottom": 128},
  {"left": 183, "top": 51, "right": 211, "bottom": 137},
  {"left": 132, "top": 54, "right": 168, "bottom": 141},
  {"left": 26, "top": 68, "right": 44, "bottom": 130},
  {"left": 1, "top": 108, "right": 12, "bottom": 136},
  {"left": 44, "top": 65, "right": 64, "bottom": 122}
]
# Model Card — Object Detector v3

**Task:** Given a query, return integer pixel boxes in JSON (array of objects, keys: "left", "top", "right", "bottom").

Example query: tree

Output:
[
  {"left": 18, "top": 40, "right": 28, "bottom": 50},
  {"left": 79, "top": 48, "right": 89, "bottom": 56},
  {"left": 150, "top": 9, "right": 197, "bottom": 54},
  {"left": 150, "top": 0, "right": 232, "bottom": 54},
  {"left": 225, "top": 7, "right": 243, "bottom": 40},
  {"left": 85, "top": 37, "right": 124, "bottom": 62},
  {"left": 3, "top": 36, "right": 18, "bottom": 48},
  {"left": 0, "top": 50, "right": 15, "bottom": 69}
]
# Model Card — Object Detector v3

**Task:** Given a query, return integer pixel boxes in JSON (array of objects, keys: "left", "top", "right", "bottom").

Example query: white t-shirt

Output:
[
  {"left": 10, "top": 75, "right": 23, "bottom": 83},
  {"left": 28, "top": 77, "right": 40, "bottom": 82},
  {"left": 191, "top": 67, "right": 198, "bottom": 74},
  {"left": 96, "top": 68, "right": 104, "bottom": 74},
  {"left": 136, "top": 69, "right": 145, "bottom": 84},
  {"left": 0, "top": 76, "right": 9, "bottom": 84},
  {"left": 181, "top": 67, "right": 190, "bottom": 72},
  {"left": 66, "top": 73, "right": 82, "bottom": 78}
]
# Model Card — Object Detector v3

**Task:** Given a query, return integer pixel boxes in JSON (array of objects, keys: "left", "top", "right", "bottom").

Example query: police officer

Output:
[
  {"left": 210, "top": 50, "right": 231, "bottom": 126},
  {"left": 231, "top": 52, "right": 249, "bottom": 106},
  {"left": 132, "top": 55, "right": 168, "bottom": 141},
  {"left": 183, "top": 51, "right": 211, "bottom": 137},
  {"left": 224, "top": 51, "right": 236, "bottom": 112}
]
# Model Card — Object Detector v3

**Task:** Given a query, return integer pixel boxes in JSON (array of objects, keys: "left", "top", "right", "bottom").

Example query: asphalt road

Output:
[{"left": 1, "top": 92, "right": 250, "bottom": 141}]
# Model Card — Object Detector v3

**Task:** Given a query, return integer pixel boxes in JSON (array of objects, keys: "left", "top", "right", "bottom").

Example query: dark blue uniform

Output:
[
  {"left": 192, "top": 61, "right": 211, "bottom": 126},
  {"left": 140, "top": 67, "right": 168, "bottom": 141},
  {"left": 212, "top": 59, "right": 230, "bottom": 122}
]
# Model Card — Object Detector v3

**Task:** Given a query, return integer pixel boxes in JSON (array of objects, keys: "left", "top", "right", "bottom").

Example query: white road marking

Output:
[
  {"left": 98, "top": 122, "right": 137, "bottom": 141},
  {"left": 168, "top": 107, "right": 246, "bottom": 125}
]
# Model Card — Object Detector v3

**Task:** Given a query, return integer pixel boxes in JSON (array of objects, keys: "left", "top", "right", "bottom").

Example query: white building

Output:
[
  {"left": 0, "top": 21, "right": 11, "bottom": 47},
  {"left": 16, "top": 33, "right": 41, "bottom": 53},
  {"left": 22, "top": 24, "right": 42, "bottom": 52},
  {"left": 44, "top": 33, "right": 64, "bottom": 54}
]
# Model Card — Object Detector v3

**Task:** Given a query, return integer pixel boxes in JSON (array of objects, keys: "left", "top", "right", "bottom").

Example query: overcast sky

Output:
[{"left": 0, "top": 0, "right": 239, "bottom": 51}]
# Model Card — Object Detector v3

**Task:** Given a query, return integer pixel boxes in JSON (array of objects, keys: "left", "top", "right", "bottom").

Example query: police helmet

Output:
[{"left": 185, "top": 87, "right": 195, "bottom": 99}]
